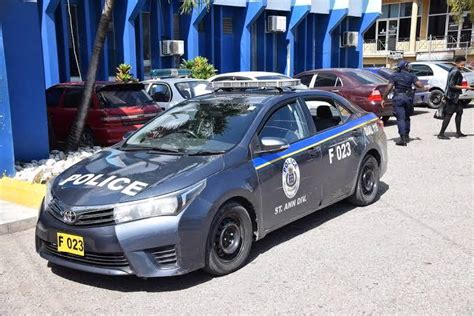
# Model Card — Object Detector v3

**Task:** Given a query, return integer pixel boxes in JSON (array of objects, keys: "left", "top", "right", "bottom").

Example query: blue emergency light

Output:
[{"left": 150, "top": 68, "right": 191, "bottom": 79}]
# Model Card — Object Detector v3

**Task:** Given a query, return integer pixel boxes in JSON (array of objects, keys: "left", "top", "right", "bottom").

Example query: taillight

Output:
[
  {"left": 461, "top": 80, "right": 469, "bottom": 88},
  {"left": 368, "top": 89, "right": 383, "bottom": 102}
]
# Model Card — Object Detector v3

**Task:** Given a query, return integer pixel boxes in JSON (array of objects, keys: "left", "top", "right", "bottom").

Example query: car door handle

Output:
[{"left": 308, "top": 146, "right": 321, "bottom": 157}]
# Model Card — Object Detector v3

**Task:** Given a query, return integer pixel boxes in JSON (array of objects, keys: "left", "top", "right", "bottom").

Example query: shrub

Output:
[{"left": 180, "top": 56, "right": 217, "bottom": 79}]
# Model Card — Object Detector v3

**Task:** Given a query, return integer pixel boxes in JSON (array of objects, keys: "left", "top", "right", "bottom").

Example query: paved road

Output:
[{"left": 1, "top": 107, "right": 473, "bottom": 314}]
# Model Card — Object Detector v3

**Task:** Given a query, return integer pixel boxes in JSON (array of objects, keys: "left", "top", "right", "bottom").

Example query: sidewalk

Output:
[{"left": 0, "top": 200, "right": 38, "bottom": 235}]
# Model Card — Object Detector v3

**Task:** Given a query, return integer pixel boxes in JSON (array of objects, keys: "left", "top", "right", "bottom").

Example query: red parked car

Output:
[
  {"left": 46, "top": 82, "right": 162, "bottom": 146},
  {"left": 295, "top": 69, "right": 394, "bottom": 123}
]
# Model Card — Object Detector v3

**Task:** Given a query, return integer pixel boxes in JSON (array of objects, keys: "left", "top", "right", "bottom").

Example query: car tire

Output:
[
  {"left": 428, "top": 90, "right": 444, "bottom": 109},
  {"left": 348, "top": 155, "right": 380, "bottom": 206},
  {"left": 381, "top": 116, "right": 390, "bottom": 124},
  {"left": 204, "top": 202, "right": 253, "bottom": 276},
  {"left": 80, "top": 128, "right": 95, "bottom": 147}
]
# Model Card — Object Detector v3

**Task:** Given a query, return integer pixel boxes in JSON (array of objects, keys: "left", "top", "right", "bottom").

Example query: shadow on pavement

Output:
[{"left": 49, "top": 182, "right": 389, "bottom": 292}]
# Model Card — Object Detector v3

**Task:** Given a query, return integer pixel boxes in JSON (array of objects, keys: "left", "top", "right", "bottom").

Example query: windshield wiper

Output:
[
  {"left": 187, "top": 150, "right": 225, "bottom": 156},
  {"left": 148, "top": 147, "right": 184, "bottom": 154}
]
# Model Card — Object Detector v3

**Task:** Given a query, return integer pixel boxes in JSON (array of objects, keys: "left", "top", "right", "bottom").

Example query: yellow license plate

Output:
[{"left": 57, "top": 232, "right": 84, "bottom": 256}]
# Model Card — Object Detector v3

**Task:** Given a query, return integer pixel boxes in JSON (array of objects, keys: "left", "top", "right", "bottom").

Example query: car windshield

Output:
[
  {"left": 124, "top": 98, "right": 262, "bottom": 153},
  {"left": 346, "top": 70, "right": 387, "bottom": 84},
  {"left": 175, "top": 81, "right": 213, "bottom": 99},
  {"left": 437, "top": 63, "right": 472, "bottom": 73},
  {"left": 255, "top": 75, "right": 290, "bottom": 80},
  {"left": 99, "top": 89, "right": 154, "bottom": 108}
]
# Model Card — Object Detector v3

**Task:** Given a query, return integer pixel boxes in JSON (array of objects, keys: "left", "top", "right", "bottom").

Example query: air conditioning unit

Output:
[
  {"left": 160, "top": 40, "right": 184, "bottom": 56},
  {"left": 342, "top": 32, "right": 359, "bottom": 47},
  {"left": 267, "top": 16, "right": 286, "bottom": 33}
]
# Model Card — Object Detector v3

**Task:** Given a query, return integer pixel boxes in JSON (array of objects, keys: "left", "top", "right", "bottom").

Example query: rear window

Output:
[
  {"left": 98, "top": 90, "right": 154, "bottom": 108},
  {"left": 346, "top": 70, "right": 387, "bottom": 84},
  {"left": 437, "top": 63, "right": 472, "bottom": 73},
  {"left": 175, "top": 81, "right": 212, "bottom": 99},
  {"left": 46, "top": 88, "right": 64, "bottom": 107}
]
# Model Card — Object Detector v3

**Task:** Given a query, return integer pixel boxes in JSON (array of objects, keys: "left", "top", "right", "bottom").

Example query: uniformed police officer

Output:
[{"left": 382, "top": 60, "right": 425, "bottom": 146}]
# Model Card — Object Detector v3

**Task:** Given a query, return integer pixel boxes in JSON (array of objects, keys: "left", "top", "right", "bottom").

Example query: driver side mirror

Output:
[{"left": 255, "top": 137, "right": 289, "bottom": 154}]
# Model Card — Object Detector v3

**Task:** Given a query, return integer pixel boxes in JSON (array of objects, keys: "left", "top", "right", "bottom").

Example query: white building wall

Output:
[
  {"left": 213, "top": 0, "right": 247, "bottom": 7},
  {"left": 266, "top": 0, "right": 292, "bottom": 11}
]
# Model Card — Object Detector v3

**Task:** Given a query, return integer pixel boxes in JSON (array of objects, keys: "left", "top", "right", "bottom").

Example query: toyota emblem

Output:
[{"left": 62, "top": 210, "right": 77, "bottom": 224}]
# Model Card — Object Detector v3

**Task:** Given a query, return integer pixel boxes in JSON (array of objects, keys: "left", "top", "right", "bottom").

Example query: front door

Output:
[{"left": 254, "top": 99, "right": 323, "bottom": 230}]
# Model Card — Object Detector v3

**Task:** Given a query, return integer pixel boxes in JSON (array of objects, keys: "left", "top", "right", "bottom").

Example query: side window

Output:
[
  {"left": 302, "top": 99, "right": 351, "bottom": 132},
  {"left": 63, "top": 88, "right": 83, "bottom": 108},
  {"left": 313, "top": 73, "right": 338, "bottom": 87},
  {"left": 259, "top": 102, "right": 310, "bottom": 144},
  {"left": 46, "top": 88, "right": 64, "bottom": 107},
  {"left": 411, "top": 65, "right": 434, "bottom": 76},
  {"left": 335, "top": 77, "right": 343, "bottom": 87},
  {"left": 150, "top": 84, "right": 171, "bottom": 102},
  {"left": 298, "top": 75, "right": 314, "bottom": 87}
]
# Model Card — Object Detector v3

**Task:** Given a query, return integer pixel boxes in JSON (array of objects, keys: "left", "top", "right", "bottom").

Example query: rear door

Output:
[
  {"left": 300, "top": 96, "right": 362, "bottom": 204},
  {"left": 311, "top": 72, "right": 342, "bottom": 94},
  {"left": 254, "top": 99, "right": 323, "bottom": 230}
]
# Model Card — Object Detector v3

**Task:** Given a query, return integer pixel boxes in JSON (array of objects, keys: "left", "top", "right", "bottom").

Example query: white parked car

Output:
[
  {"left": 209, "top": 71, "right": 308, "bottom": 89},
  {"left": 142, "top": 70, "right": 212, "bottom": 110},
  {"left": 410, "top": 62, "right": 474, "bottom": 108}
]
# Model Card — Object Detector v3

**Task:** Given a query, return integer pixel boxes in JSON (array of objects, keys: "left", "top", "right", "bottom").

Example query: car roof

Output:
[
  {"left": 141, "top": 78, "right": 207, "bottom": 84},
  {"left": 295, "top": 68, "right": 369, "bottom": 77},
  {"left": 49, "top": 81, "right": 145, "bottom": 90},
  {"left": 209, "top": 71, "right": 289, "bottom": 79}
]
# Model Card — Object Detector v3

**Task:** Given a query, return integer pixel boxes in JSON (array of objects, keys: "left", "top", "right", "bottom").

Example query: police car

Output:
[
  {"left": 36, "top": 79, "right": 388, "bottom": 277},
  {"left": 142, "top": 69, "right": 212, "bottom": 110}
]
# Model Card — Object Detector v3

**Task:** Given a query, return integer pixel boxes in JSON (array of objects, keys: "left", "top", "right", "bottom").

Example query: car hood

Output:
[{"left": 51, "top": 148, "right": 224, "bottom": 206}]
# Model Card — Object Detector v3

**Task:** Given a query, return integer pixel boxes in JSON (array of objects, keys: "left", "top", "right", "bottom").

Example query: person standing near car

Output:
[
  {"left": 438, "top": 56, "right": 474, "bottom": 139},
  {"left": 382, "top": 60, "right": 425, "bottom": 146}
]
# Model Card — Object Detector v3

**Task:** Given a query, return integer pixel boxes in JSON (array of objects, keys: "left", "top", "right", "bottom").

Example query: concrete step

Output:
[{"left": 0, "top": 200, "right": 38, "bottom": 236}]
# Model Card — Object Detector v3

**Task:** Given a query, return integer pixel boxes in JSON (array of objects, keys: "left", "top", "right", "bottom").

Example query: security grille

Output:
[{"left": 223, "top": 17, "right": 233, "bottom": 34}]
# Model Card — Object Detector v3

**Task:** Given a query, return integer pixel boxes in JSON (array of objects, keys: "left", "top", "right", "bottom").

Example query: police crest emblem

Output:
[{"left": 282, "top": 158, "right": 300, "bottom": 199}]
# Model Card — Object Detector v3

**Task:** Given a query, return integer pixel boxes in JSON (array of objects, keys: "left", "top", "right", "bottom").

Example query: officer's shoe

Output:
[
  {"left": 395, "top": 135, "right": 407, "bottom": 146},
  {"left": 437, "top": 134, "right": 450, "bottom": 140},
  {"left": 455, "top": 132, "right": 467, "bottom": 138}
]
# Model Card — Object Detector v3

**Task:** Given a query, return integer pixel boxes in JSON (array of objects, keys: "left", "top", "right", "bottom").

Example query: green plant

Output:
[
  {"left": 447, "top": 0, "right": 474, "bottom": 24},
  {"left": 115, "top": 63, "right": 138, "bottom": 83},
  {"left": 179, "top": 0, "right": 210, "bottom": 14},
  {"left": 180, "top": 56, "right": 217, "bottom": 79}
]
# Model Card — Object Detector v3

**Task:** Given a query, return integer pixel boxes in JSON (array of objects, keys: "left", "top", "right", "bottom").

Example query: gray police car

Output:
[{"left": 36, "top": 79, "right": 387, "bottom": 278}]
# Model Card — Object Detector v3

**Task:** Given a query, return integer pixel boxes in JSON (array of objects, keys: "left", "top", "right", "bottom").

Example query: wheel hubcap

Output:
[
  {"left": 431, "top": 94, "right": 441, "bottom": 104},
  {"left": 361, "top": 166, "right": 375, "bottom": 195},
  {"left": 214, "top": 218, "right": 242, "bottom": 260}
]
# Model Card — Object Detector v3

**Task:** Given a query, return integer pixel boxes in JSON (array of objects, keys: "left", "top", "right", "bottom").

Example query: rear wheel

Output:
[
  {"left": 428, "top": 90, "right": 444, "bottom": 109},
  {"left": 348, "top": 155, "right": 380, "bottom": 206},
  {"left": 204, "top": 202, "right": 253, "bottom": 276}
]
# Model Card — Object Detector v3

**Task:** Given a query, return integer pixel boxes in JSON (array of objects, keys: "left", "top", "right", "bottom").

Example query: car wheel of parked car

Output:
[
  {"left": 204, "top": 202, "right": 253, "bottom": 276},
  {"left": 428, "top": 90, "right": 444, "bottom": 109},
  {"left": 381, "top": 116, "right": 390, "bottom": 124},
  {"left": 80, "top": 128, "right": 95, "bottom": 147},
  {"left": 348, "top": 155, "right": 380, "bottom": 206}
]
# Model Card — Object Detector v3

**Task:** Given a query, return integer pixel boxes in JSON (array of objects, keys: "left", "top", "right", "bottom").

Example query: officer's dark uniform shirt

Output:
[
  {"left": 389, "top": 70, "right": 419, "bottom": 96},
  {"left": 445, "top": 67, "right": 463, "bottom": 102}
]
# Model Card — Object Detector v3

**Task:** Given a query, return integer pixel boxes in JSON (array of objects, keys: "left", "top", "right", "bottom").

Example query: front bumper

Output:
[
  {"left": 92, "top": 124, "right": 143, "bottom": 146},
  {"left": 35, "top": 199, "right": 211, "bottom": 278}
]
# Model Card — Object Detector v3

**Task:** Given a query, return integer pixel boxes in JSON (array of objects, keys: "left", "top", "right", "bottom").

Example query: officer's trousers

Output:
[{"left": 392, "top": 94, "right": 414, "bottom": 136}]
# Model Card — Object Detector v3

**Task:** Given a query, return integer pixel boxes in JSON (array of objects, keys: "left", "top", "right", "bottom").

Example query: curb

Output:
[
  {"left": 0, "top": 214, "right": 38, "bottom": 236},
  {"left": 0, "top": 177, "right": 45, "bottom": 209}
]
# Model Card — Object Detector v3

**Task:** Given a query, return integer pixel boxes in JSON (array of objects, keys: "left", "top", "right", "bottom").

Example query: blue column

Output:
[
  {"left": 0, "top": 24, "right": 15, "bottom": 176},
  {"left": 123, "top": 0, "right": 145, "bottom": 79},
  {"left": 186, "top": 4, "right": 207, "bottom": 60},
  {"left": 41, "top": 0, "right": 61, "bottom": 87},
  {"left": 285, "top": 5, "right": 310, "bottom": 76},
  {"left": 352, "top": 12, "right": 380, "bottom": 68},
  {"left": 322, "top": 8, "right": 347, "bottom": 68},
  {"left": 240, "top": 0, "right": 266, "bottom": 71}
]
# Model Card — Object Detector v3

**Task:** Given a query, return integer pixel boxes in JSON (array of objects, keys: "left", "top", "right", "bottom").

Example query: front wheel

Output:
[
  {"left": 428, "top": 90, "right": 444, "bottom": 109},
  {"left": 204, "top": 202, "right": 253, "bottom": 276},
  {"left": 348, "top": 155, "right": 380, "bottom": 206}
]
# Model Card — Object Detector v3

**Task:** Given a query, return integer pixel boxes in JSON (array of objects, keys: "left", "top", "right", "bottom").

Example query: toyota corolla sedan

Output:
[{"left": 36, "top": 80, "right": 387, "bottom": 278}]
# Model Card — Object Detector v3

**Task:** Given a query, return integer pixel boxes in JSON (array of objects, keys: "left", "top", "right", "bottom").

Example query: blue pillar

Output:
[
  {"left": 285, "top": 5, "right": 310, "bottom": 76},
  {"left": 41, "top": 0, "right": 61, "bottom": 87},
  {"left": 353, "top": 12, "right": 380, "bottom": 68},
  {"left": 0, "top": 0, "right": 49, "bottom": 167},
  {"left": 0, "top": 24, "right": 15, "bottom": 176},
  {"left": 322, "top": 8, "right": 347, "bottom": 68},
  {"left": 240, "top": 0, "right": 266, "bottom": 71},
  {"left": 186, "top": 4, "right": 207, "bottom": 60},
  {"left": 123, "top": 0, "right": 145, "bottom": 79}
]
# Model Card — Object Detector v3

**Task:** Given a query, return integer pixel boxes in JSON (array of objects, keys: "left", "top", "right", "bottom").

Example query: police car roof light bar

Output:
[
  {"left": 150, "top": 68, "right": 191, "bottom": 79},
  {"left": 211, "top": 79, "right": 301, "bottom": 91}
]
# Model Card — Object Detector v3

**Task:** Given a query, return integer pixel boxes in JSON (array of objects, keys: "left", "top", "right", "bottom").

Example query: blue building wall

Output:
[{"left": 0, "top": 0, "right": 379, "bottom": 175}]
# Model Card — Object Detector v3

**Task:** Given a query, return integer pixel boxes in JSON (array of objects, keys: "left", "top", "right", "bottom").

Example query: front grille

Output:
[
  {"left": 42, "top": 240, "right": 129, "bottom": 267},
  {"left": 48, "top": 199, "right": 115, "bottom": 227},
  {"left": 151, "top": 245, "right": 177, "bottom": 266}
]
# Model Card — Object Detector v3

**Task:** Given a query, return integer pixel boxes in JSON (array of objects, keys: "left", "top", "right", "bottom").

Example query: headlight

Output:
[
  {"left": 113, "top": 179, "right": 206, "bottom": 224},
  {"left": 43, "top": 179, "right": 55, "bottom": 210}
]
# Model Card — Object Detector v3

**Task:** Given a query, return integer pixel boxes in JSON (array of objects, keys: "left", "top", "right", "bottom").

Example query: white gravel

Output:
[{"left": 14, "top": 147, "right": 102, "bottom": 184}]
